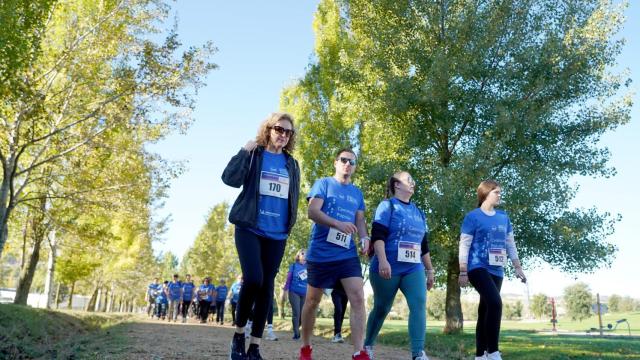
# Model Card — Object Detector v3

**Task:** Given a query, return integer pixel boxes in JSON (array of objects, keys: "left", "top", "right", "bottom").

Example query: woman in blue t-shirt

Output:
[
  {"left": 283, "top": 249, "right": 308, "bottom": 340},
  {"left": 364, "top": 171, "right": 435, "bottom": 360},
  {"left": 222, "top": 112, "right": 301, "bottom": 360},
  {"left": 459, "top": 180, "right": 527, "bottom": 360}
]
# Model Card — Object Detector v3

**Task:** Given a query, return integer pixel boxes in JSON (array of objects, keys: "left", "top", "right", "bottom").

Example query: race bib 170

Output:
[{"left": 259, "top": 171, "right": 289, "bottom": 199}]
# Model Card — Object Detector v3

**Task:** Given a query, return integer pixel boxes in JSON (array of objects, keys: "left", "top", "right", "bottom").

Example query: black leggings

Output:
[
  {"left": 331, "top": 283, "right": 349, "bottom": 335},
  {"left": 468, "top": 268, "right": 503, "bottom": 356},
  {"left": 181, "top": 300, "right": 192, "bottom": 318},
  {"left": 199, "top": 300, "right": 210, "bottom": 321},
  {"left": 235, "top": 227, "right": 286, "bottom": 338}
]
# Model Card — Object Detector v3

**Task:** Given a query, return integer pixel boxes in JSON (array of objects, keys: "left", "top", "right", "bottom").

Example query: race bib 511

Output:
[{"left": 327, "top": 227, "right": 351, "bottom": 248}]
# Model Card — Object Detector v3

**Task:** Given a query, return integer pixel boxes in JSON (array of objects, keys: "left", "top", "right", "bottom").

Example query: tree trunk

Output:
[
  {"left": 43, "top": 231, "right": 57, "bottom": 309},
  {"left": 444, "top": 254, "right": 464, "bottom": 334},
  {"left": 85, "top": 285, "right": 99, "bottom": 312},
  {"left": 100, "top": 287, "right": 109, "bottom": 312},
  {"left": 0, "top": 161, "right": 14, "bottom": 259},
  {"left": 13, "top": 237, "right": 43, "bottom": 305},
  {"left": 106, "top": 283, "right": 115, "bottom": 312},
  {"left": 13, "top": 197, "right": 48, "bottom": 305},
  {"left": 95, "top": 287, "right": 102, "bottom": 312},
  {"left": 67, "top": 281, "right": 75, "bottom": 309},
  {"left": 54, "top": 283, "right": 61, "bottom": 309}
]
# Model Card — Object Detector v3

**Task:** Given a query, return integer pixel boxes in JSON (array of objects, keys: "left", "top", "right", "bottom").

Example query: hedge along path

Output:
[{"left": 108, "top": 316, "right": 441, "bottom": 360}]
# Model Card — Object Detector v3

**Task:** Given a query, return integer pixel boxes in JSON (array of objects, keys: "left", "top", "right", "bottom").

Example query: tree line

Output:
[{"left": 0, "top": 0, "right": 216, "bottom": 309}]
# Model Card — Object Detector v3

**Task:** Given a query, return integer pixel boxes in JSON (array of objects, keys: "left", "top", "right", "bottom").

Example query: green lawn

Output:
[{"left": 274, "top": 312, "right": 640, "bottom": 359}]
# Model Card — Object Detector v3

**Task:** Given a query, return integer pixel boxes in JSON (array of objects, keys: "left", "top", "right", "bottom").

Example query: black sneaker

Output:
[
  {"left": 246, "top": 345, "right": 263, "bottom": 360},
  {"left": 229, "top": 333, "right": 246, "bottom": 360}
]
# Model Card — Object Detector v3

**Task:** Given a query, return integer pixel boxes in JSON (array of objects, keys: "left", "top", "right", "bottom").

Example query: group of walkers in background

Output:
[
  {"left": 127, "top": 111, "right": 527, "bottom": 360},
  {"left": 145, "top": 274, "right": 240, "bottom": 325}
]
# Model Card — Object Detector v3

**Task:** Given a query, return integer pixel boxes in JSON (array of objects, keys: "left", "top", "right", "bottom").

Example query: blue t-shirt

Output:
[
  {"left": 216, "top": 285, "right": 228, "bottom": 302},
  {"left": 156, "top": 287, "right": 168, "bottom": 303},
  {"left": 230, "top": 282, "right": 242, "bottom": 303},
  {"left": 147, "top": 283, "right": 161, "bottom": 299},
  {"left": 198, "top": 284, "right": 214, "bottom": 302},
  {"left": 289, "top": 262, "right": 308, "bottom": 296},
  {"left": 167, "top": 281, "right": 182, "bottom": 301},
  {"left": 249, "top": 151, "right": 290, "bottom": 240},
  {"left": 461, "top": 208, "right": 513, "bottom": 277},
  {"left": 306, "top": 177, "right": 366, "bottom": 262},
  {"left": 370, "top": 198, "right": 428, "bottom": 276},
  {"left": 182, "top": 282, "right": 195, "bottom": 301}
]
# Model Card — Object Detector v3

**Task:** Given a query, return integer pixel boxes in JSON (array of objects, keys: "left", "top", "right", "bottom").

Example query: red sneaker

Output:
[
  {"left": 299, "top": 345, "right": 313, "bottom": 360},
  {"left": 352, "top": 349, "right": 371, "bottom": 360}
]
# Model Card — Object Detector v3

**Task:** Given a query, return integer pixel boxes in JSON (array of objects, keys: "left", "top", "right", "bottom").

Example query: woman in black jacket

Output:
[{"left": 222, "top": 112, "right": 300, "bottom": 360}]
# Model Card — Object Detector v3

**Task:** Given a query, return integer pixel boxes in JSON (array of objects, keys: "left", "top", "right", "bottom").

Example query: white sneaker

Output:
[
  {"left": 265, "top": 330, "right": 278, "bottom": 341},
  {"left": 487, "top": 351, "right": 502, "bottom": 360},
  {"left": 331, "top": 333, "right": 345, "bottom": 343},
  {"left": 413, "top": 351, "right": 429, "bottom": 360},
  {"left": 364, "top": 345, "right": 375, "bottom": 359}
]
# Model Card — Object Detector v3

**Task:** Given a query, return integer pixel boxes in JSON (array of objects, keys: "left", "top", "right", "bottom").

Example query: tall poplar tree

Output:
[{"left": 283, "top": 0, "right": 631, "bottom": 332}]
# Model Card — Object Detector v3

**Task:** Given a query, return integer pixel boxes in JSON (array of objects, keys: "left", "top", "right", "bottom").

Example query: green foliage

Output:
[
  {"left": 607, "top": 294, "right": 621, "bottom": 312},
  {"left": 158, "top": 252, "right": 178, "bottom": 282},
  {"left": 427, "top": 289, "right": 446, "bottom": 320},
  {"left": 563, "top": 282, "right": 593, "bottom": 321},
  {"left": 281, "top": 0, "right": 631, "bottom": 329},
  {"left": 530, "top": 293, "right": 553, "bottom": 319},
  {"left": 181, "top": 202, "right": 240, "bottom": 282},
  {"left": 504, "top": 300, "right": 523, "bottom": 320}
]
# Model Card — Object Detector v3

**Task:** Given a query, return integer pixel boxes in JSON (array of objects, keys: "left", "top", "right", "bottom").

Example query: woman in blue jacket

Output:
[
  {"left": 283, "top": 249, "right": 308, "bottom": 340},
  {"left": 459, "top": 180, "right": 527, "bottom": 360},
  {"left": 222, "top": 112, "right": 301, "bottom": 360}
]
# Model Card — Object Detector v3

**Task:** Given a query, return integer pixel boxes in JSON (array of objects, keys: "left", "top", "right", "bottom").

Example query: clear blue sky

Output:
[{"left": 148, "top": 1, "right": 640, "bottom": 298}]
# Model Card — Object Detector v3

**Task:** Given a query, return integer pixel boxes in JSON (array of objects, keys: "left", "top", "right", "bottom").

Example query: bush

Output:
[
  {"left": 563, "top": 282, "right": 593, "bottom": 321},
  {"left": 427, "top": 289, "right": 446, "bottom": 321},
  {"left": 531, "top": 293, "right": 553, "bottom": 319},
  {"left": 504, "top": 300, "right": 523, "bottom": 320},
  {"left": 462, "top": 299, "right": 478, "bottom": 321}
]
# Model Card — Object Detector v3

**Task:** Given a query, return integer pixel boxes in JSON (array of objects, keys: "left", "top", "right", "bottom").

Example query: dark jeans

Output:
[
  {"left": 181, "top": 300, "right": 192, "bottom": 318},
  {"left": 198, "top": 300, "right": 211, "bottom": 322},
  {"left": 155, "top": 302, "right": 167, "bottom": 318},
  {"left": 331, "top": 283, "right": 348, "bottom": 335},
  {"left": 288, "top": 291, "right": 305, "bottom": 337},
  {"left": 235, "top": 227, "right": 286, "bottom": 338},
  {"left": 469, "top": 268, "right": 504, "bottom": 356},
  {"left": 231, "top": 301, "right": 238, "bottom": 325},
  {"left": 216, "top": 300, "right": 225, "bottom": 323}
]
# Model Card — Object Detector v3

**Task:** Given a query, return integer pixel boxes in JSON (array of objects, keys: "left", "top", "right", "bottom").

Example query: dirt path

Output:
[{"left": 111, "top": 316, "right": 440, "bottom": 360}]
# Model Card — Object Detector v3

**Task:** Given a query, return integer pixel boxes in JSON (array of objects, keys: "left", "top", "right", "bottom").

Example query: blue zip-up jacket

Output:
[{"left": 222, "top": 146, "right": 300, "bottom": 233}]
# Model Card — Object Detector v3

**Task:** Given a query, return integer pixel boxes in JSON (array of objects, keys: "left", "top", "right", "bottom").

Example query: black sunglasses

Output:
[
  {"left": 339, "top": 157, "right": 356, "bottom": 166},
  {"left": 271, "top": 125, "right": 294, "bottom": 137}
]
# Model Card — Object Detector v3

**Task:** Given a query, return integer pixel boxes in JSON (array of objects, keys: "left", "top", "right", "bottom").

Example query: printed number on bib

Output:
[
  {"left": 298, "top": 270, "right": 307, "bottom": 281},
  {"left": 489, "top": 248, "right": 506, "bottom": 267},
  {"left": 259, "top": 171, "right": 289, "bottom": 199},
  {"left": 327, "top": 227, "right": 351, "bottom": 248},
  {"left": 397, "top": 241, "right": 421, "bottom": 263}
]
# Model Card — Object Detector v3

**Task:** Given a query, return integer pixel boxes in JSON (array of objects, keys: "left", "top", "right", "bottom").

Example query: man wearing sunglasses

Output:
[{"left": 299, "top": 148, "right": 371, "bottom": 360}]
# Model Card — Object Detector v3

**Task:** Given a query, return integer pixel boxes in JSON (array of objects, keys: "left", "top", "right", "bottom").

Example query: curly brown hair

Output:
[{"left": 255, "top": 112, "right": 296, "bottom": 153}]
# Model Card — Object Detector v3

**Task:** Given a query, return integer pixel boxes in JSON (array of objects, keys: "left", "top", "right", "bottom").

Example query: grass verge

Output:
[{"left": 0, "top": 304, "right": 134, "bottom": 359}]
